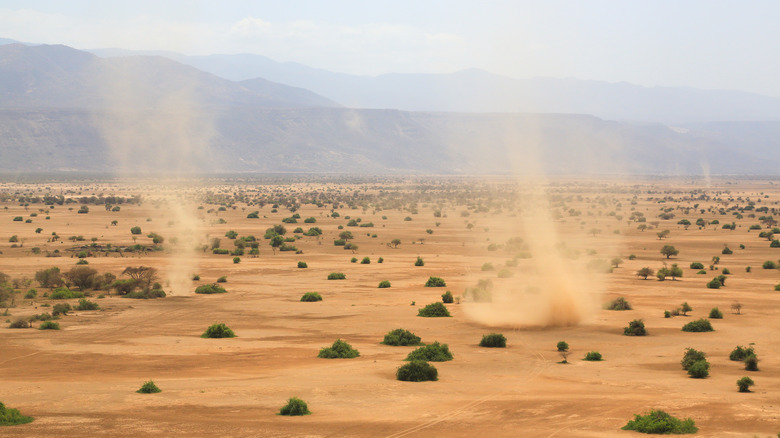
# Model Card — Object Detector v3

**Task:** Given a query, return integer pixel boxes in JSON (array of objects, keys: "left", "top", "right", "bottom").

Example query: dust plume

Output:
[{"left": 90, "top": 56, "right": 215, "bottom": 295}]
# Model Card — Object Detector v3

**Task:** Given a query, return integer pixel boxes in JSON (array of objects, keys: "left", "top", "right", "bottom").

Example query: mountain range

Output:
[{"left": 1, "top": 40, "right": 780, "bottom": 175}]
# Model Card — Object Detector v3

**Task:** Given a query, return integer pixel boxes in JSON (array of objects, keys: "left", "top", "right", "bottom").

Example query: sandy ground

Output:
[{"left": 1, "top": 178, "right": 779, "bottom": 437}]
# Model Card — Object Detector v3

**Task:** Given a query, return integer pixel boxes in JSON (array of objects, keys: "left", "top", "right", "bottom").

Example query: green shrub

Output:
[
  {"left": 424, "top": 276, "right": 446, "bottom": 287},
  {"left": 124, "top": 289, "right": 166, "bottom": 299},
  {"left": 689, "top": 262, "right": 704, "bottom": 269},
  {"left": 737, "top": 376, "right": 754, "bottom": 392},
  {"left": 136, "top": 380, "right": 161, "bottom": 394},
  {"left": 606, "top": 296, "right": 632, "bottom": 310},
  {"left": 730, "top": 345, "right": 755, "bottom": 361},
  {"left": 688, "top": 360, "right": 709, "bottom": 378},
  {"left": 414, "top": 257, "right": 424, "bottom": 266},
  {"left": 664, "top": 310, "right": 672, "bottom": 318},
  {"left": 9, "top": 319, "right": 29, "bottom": 329},
  {"left": 300, "top": 292, "right": 322, "bottom": 302},
  {"left": 279, "top": 397, "right": 310, "bottom": 416},
  {"left": 212, "top": 248, "right": 230, "bottom": 255},
  {"left": 333, "top": 239, "right": 346, "bottom": 246},
  {"left": 0, "top": 401, "right": 34, "bottom": 426},
  {"left": 75, "top": 298, "right": 99, "bottom": 311},
  {"left": 378, "top": 280, "right": 391, "bottom": 288},
  {"left": 377, "top": 257, "right": 384, "bottom": 263},
  {"left": 39, "top": 321, "right": 60, "bottom": 330},
  {"left": 405, "top": 342, "right": 453, "bottom": 361},
  {"left": 327, "top": 272, "right": 346, "bottom": 280},
  {"left": 360, "top": 257, "right": 371, "bottom": 264},
  {"left": 481, "top": 262, "right": 494, "bottom": 271},
  {"left": 350, "top": 257, "right": 357, "bottom": 263},
  {"left": 479, "top": 333, "right": 507, "bottom": 348},
  {"left": 745, "top": 354, "right": 759, "bottom": 371},
  {"left": 201, "top": 323, "right": 235, "bottom": 338},
  {"left": 195, "top": 284, "right": 227, "bottom": 294},
  {"left": 397, "top": 361, "right": 438, "bottom": 382},
  {"left": 763, "top": 260, "right": 777, "bottom": 269},
  {"left": 441, "top": 291, "right": 454, "bottom": 303},
  {"left": 49, "top": 287, "right": 84, "bottom": 300},
  {"left": 583, "top": 351, "right": 602, "bottom": 361},
  {"left": 556, "top": 341, "right": 569, "bottom": 352},
  {"left": 130, "top": 226, "right": 142, "bottom": 235},
  {"left": 681, "top": 348, "right": 707, "bottom": 370},
  {"left": 297, "top": 261, "right": 308, "bottom": 268},
  {"left": 708, "top": 307, "right": 723, "bottom": 319},
  {"left": 382, "top": 328, "right": 422, "bottom": 346},
  {"left": 682, "top": 319, "right": 713, "bottom": 332},
  {"left": 624, "top": 319, "right": 647, "bottom": 336},
  {"left": 23, "top": 289, "right": 36, "bottom": 299},
  {"left": 232, "top": 257, "right": 241, "bottom": 264},
  {"left": 622, "top": 410, "right": 697, "bottom": 434},
  {"left": 706, "top": 277, "right": 722, "bottom": 289},
  {"left": 52, "top": 303, "right": 71, "bottom": 316},
  {"left": 417, "top": 302, "right": 451, "bottom": 317},
  {"left": 216, "top": 276, "right": 227, "bottom": 283},
  {"left": 721, "top": 268, "right": 731, "bottom": 275},
  {"left": 318, "top": 339, "right": 360, "bottom": 358}
]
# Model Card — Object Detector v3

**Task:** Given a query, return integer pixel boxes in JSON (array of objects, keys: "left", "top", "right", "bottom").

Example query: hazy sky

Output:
[{"left": 2, "top": 0, "right": 779, "bottom": 96}]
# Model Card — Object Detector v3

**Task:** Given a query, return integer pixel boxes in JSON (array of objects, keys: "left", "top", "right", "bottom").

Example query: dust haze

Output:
[{"left": 91, "top": 57, "right": 215, "bottom": 295}]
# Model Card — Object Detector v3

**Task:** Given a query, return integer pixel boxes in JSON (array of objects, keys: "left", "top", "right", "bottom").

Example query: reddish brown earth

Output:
[{"left": 1, "top": 178, "right": 779, "bottom": 437}]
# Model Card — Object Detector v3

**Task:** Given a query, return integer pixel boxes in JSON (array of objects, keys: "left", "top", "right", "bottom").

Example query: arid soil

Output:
[{"left": 1, "top": 177, "right": 779, "bottom": 437}]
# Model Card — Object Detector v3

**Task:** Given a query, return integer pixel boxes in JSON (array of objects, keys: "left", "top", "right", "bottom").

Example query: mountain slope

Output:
[{"left": 0, "top": 44, "right": 339, "bottom": 109}]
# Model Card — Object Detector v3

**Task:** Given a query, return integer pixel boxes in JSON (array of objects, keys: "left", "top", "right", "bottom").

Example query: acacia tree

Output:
[
  {"left": 636, "top": 267, "right": 654, "bottom": 280},
  {"left": 121, "top": 266, "right": 158, "bottom": 291},
  {"left": 660, "top": 245, "right": 679, "bottom": 259},
  {"left": 65, "top": 266, "right": 98, "bottom": 290},
  {"left": 389, "top": 239, "right": 402, "bottom": 249},
  {"left": 270, "top": 235, "right": 284, "bottom": 254}
]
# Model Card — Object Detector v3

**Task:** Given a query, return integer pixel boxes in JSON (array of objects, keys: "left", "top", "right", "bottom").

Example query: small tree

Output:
[
  {"left": 680, "top": 302, "right": 692, "bottom": 316},
  {"left": 556, "top": 341, "right": 569, "bottom": 352},
  {"left": 623, "top": 319, "right": 647, "bottom": 336},
  {"left": 737, "top": 376, "right": 754, "bottom": 392},
  {"left": 660, "top": 245, "right": 679, "bottom": 259},
  {"left": 441, "top": 291, "right": 454, "bottom": 303},
  {"left": 414, "top": 256, "right": 424, "bottom": 266},
  {"left": 636, "top": 267, "right": 654, "bottom": 280},
  {"left": 744, "top": 354, "right": 759, "bottom": 371}
]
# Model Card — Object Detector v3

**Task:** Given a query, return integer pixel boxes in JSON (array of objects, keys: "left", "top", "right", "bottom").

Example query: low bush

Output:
[
  {"left": 124, "top": 289, "right": 165, "bottom": 299},
  {"left": 424, "top": 276, "right": 446, "bottom": 287},
  {"left": 682, "top": 319, "right": 713, "bottom": 332},
  {"left": 664, "top": 310, "right": 672, "bottom": 318},
  {"left": 479, "top": 333, "right": 507, "bottom": 348},
  {"left": 441, "top": 291, "right": 454, "bottom": 303},
  {"left": 414, "top": 257, "right": 424, "bottom": 266},
  {"left": 360, "top": 257, "right": 370, "bottom": 264},
  {"left": 76, "top": 298, "right": 99, "bottom": 311},
  {"left": 763, "top": 260, "right": 777, "bottom": 269},
  {"left": 279, "top": 397, "right": 310, "bottom": 416},
  {"left": 606, "top": 296, "right": 632, "bottom": 310},
  {"left": 745, "top": 354, "right": 759, "bottom": 371},
  {"left": 690, "top": 262, "right": 704, "bottom": 269},
  {"left": 621, "top": 410, "right": 697, "bottom": 434},
  {"left": 136, "top": 380, "right": 162, "bottom": 393},
  {"left": 681, "top": 348, "right": 707, "bottom": 370},
  {"left": 583, "top": 351, "right": 602, "bottom": 361},
  {"left": 397, "top": 361, "right": 438, "bottom": 382},
  {"left": 737, "top": 376, "right": 754, "bottom": 392},
  {"left": 417, "top": 302, "right": 451, "bottom": 317},
  {"left": 378, "top": 280, "right": 391, "bottom": 288},
  {"left": 377, "top": 257, "right": 384, "bottom": 263},
  {"left": 327, "top": 272, "right": 346, "bottom": 280},
  {"left": 624, "top": 319, "right": 647, "bottom": 336},
  {"left": 729, "top": 345, "right": 755, "bottom": 361},
  {"left": 52, "top": 303, "right": 71, "bottom": 316},
  {"left": 706, "top": 278, "right": 722, "bottom": 289},
  {"left": 318, "top": 339, "right": 359, "bottom": 358},
  {"left": 195, "top": 284, "right": 227, "bottom": 294},
  {"left": 688, "top": 360, "right": 709, "bottom": 378},
  {"left": 382, "top": 328, "right": 422, "bottom": 346},
  {"left": 9, "top": 319, "right": 29, "bottom": 329},
  {"left": 300, "top": 292, "right": 322, "bottom": 302},
  {"left": 0, "top": 401, "right": 34, "bottom": 426},
  {"left": 708, "top": 307, "right": 723, "bottom": 319},
  {"left": 297, "top": 261, "right": 307, "bottom": 268},
  {"left": 350, "top": 257, "right": 357, "bottom": 263},
  {"left": 201, "top": 323, "right": 235, "bottom": 338},
  {"left": 49, "top": 287, "right": 84, "bottom": 300},
  {"left": 216, "top": 276, "right": 227, "bottom": 283},
  {"left": 38, "top": 321, "right": 60, "bottom": 330},
  {"left": 405, "top": 342, "right": 453, "bottom": 361}
]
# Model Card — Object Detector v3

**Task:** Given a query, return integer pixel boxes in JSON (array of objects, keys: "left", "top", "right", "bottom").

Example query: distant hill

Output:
[
  {"left": 1, "top": 42, "right": 780, "bottom": 176},
  {"left": 111, "top": 51, "right": 780, "bottom": 124},
  {"left": 0, "top": 44, "right": 339, "bottom": 109}
]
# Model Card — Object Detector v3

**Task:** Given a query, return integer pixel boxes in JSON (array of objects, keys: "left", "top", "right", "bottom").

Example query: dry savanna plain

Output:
[{"left": 1, "top": 176, "right": 780, "bottom": 437}]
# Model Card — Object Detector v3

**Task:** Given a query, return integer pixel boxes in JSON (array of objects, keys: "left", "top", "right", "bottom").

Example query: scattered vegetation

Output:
[
  {"left": 0, "top": 401, "right": 34, "bottom": 426},
  {"left": 195, "top": 284, "right": 227, "bottom": 294},
  {"left": 318, "top": 339, "right": 360, "bottom": 359},
  {"left": 479, "top": 333, "right": 507, "bottom": 348}
]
